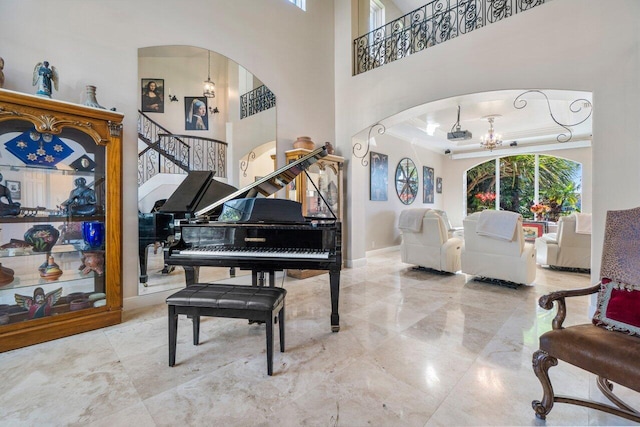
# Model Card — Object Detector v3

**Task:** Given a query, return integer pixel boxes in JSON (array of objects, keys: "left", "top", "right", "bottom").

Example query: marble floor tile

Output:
[{"left": 1, "top": 250, "right": 638, "bottom": 426}]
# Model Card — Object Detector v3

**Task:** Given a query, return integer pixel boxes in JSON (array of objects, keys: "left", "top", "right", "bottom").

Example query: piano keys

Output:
[{"left": 163, "top": 146, "right": 342, "bottom": 332}]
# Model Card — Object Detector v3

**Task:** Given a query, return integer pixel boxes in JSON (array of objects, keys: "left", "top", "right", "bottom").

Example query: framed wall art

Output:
[
  {"left": 396, "top": 157, "right": 418, "bottom": 205},
  {"left": 522, "top": 221, "right": 548, "bottom": 242},
  {"left": 141, "top": 78, "right": 164, "bottom": 113},
  {"left": 436, "top": 177, "right": 442, "bottom": 194},
  {"left": 423, "top": 166, "right": 434, "bottom": 203},
  {"left": 185, "top": 96, "right": 209, "bottom": 131},
  {"left": 370, "top": 151, "right": 388, "bottom": 201}
]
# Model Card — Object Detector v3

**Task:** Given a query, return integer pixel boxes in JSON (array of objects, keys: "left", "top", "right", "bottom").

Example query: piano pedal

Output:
[{"left": 161, "top": 265, "right": 175, "bottom": 275}]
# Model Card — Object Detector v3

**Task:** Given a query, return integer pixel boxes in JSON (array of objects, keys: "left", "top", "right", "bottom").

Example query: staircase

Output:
[{"left": 137, "top": 111, "right": 228, "bottom": 186}]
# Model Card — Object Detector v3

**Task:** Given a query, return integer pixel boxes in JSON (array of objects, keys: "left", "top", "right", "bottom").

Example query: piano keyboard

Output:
[{"left": 175, "top": 246, "right": 330, "bottom": 259}]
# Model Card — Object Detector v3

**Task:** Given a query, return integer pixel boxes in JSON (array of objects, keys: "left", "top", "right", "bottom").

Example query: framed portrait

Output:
[
  {"left": 370, "top": 151, "right": 388, "bottom": 201},
  {"left": 423, "top": 166, "right": 434, "bottom": 203},
  {"left": 436, "top": 177, "right": 442, "bottom": 194},
  {"left": 185, "top": 96, "right": 209, "bottom": 131},
  {"left": 141, "top": 78, "right": 164, "bottom": 113},
  {"left": 6, "top": 180, "right": 20, "bottom": 200},
  {"left": 522, "top": 221, "right": 548, "bottom": 241}
]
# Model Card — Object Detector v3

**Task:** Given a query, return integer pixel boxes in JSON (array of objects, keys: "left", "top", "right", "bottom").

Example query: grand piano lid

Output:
[{"left": 193, "top": 145, "right": 328, "bottom": 218}]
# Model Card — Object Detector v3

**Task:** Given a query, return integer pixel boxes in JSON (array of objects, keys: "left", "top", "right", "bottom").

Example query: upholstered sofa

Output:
[
  {"left": 535, "top": 213, "right": 591, "bottom": 270},
  {"left": 461, "top": 210, "right": 536, "bottom": 285},
  {"left": 399, "top": 209, "right": 462, "bottom": 273}
]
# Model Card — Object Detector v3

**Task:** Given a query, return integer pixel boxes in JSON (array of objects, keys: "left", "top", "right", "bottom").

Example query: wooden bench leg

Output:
[
  {"left": 266, "top": 312, "right": 274, "bottom": 376},
  {"left": 279, "top": 305, "right": 285, "bottom": 353},
  {"left": 168, "top": 305, "right": 178, "bottom": 367},
  {"left": 192, "top": 311, "right": 200, "bottom": 346}
]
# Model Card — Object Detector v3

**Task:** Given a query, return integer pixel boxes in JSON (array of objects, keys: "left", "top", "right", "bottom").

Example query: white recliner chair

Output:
[
  {"left": 399, "top": 209, "right": 462, "bottom": 273},
  {"left": 431, "top": 209, "right": 461, "bottom": 238},
  {"left": 461, "top": 210, "right": 536, "bottom": 285},
  {"left": 535, "top": 213, "right": 591, "bottom": 270}
]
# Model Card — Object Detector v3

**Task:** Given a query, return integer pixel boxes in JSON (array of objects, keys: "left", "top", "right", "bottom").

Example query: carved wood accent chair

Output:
[{"left": 532, "top": 207, "right": 640, "bottom": 422}]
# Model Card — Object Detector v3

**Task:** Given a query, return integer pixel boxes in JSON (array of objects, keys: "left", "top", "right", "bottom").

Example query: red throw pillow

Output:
[{"left": 592, "top": 278, "right": 640, "bottom": 335}]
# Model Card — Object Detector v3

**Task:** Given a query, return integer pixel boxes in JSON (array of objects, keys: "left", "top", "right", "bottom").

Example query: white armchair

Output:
[
  {"left": 399, "top": 209, "right": 462, "bottom": 273},
  {"left": 535, "top": 213, "right": 591, "bottom": 270},
  {"left": 431, "top": 209, "right": 462, "bottom": 237},
  {"left": 461, "top": 210, "right": 537, "bottom": 285}
]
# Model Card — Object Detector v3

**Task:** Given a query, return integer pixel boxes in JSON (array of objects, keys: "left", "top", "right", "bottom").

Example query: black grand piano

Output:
[{"left": 161, "top": 146, "right": 342, "bottom": 332}]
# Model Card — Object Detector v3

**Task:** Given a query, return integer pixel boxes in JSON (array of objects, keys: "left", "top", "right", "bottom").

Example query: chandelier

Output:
[
  {"left": 480, "top": 116, "right": 502, "bottom": 151},
  {"left": 203, "top": 50, "right": 216, "bottom": 98}
]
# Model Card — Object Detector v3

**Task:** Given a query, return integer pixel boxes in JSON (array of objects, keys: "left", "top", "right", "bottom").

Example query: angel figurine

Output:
[
  {"left": 32, "top": 61, "right": 59, "bottom": 98},
  {"left": 15, "top": 286, "right": 62, "bottom": 319}
]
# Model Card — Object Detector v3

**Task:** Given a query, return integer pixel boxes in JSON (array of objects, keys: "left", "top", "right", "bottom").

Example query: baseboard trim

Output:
[{"left": 366, "top": 245, "right": 400, "bottom": 257}]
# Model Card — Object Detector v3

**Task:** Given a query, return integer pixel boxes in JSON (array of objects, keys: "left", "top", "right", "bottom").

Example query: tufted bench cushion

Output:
[{"left": 167, "top": 283, "right": 286, "bottom": 375}]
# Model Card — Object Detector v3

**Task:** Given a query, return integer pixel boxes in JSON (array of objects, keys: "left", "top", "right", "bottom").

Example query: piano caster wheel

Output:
[{"left": 331, "top": 325, "right": 340, "bottom": 332}]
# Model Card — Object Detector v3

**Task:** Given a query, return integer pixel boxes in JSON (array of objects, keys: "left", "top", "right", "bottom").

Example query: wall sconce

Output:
[
  {"left": 209, "top": 107, "right": 219, "bottom": 115},
  {"left": 167, "top": 88, "right": 178, "bottom": 102}
]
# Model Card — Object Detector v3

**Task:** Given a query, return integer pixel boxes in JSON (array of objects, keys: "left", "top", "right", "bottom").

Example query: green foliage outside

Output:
[{"left": 466, "top": 155, "right": 581, "bottom": 220}]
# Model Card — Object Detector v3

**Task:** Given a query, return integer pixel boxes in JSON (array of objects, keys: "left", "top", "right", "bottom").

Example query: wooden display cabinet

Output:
[
  {"left": 0, "top": 89, "right": 123, "bottom": 352},
  {"left": 284, "top": 147, "right": 344, "bottom": 279}
]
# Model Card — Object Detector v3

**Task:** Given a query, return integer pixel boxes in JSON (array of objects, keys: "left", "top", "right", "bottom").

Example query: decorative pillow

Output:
[{"left": 592, "top": 278, "right": 640, "bottom": 335}]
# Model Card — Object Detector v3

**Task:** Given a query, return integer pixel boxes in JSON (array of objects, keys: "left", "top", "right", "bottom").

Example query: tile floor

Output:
[{"left": 1, "top": 251, "right": 639, "bottom": 426}]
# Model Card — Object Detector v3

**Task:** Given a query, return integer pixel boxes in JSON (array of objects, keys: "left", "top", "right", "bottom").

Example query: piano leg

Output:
[
  {"left": 183, "top": 266, "right": 200, "bottom": 286},
  {"left": 139, "top": 244, "right": 151, "bottom": 285},
  {"left": 330, "top": 269, "right": 340, "bottom": 332}
]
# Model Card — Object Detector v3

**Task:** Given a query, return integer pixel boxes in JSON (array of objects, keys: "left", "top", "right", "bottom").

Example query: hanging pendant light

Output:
[
  {"left": 480, "top": 116, "right": 502, "bottom": 151},
  {"left": 203, "top": 50, "right": 216, "bottom": 98}
]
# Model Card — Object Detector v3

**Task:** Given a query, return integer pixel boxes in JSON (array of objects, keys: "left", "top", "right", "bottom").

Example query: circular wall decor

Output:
[{"left": 395, "top": 157, "right": 418, "bottom": 204}]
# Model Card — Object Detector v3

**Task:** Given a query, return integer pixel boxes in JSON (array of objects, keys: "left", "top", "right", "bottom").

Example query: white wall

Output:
[
  {"left": 138, "top": 52, "right": 229, "bottom": 142},
  {"left": 336, "top": 0, "right": 640, "bottom": 283},
  {"left": 0, "top": 0, "right": 335, "bottom": 303},
  {"left": 364, "top": 132, "right": 445, "bottom": 250}
]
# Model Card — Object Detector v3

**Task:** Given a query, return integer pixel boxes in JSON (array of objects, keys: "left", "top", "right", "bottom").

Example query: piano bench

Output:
[{"left": 166, "top": 283, "right": 286, "bottom": 376}]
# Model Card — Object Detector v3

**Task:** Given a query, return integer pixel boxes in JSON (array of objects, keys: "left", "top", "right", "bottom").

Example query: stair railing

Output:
[{"left": 138, "top": 111, "right": 227, "bottom": 185}]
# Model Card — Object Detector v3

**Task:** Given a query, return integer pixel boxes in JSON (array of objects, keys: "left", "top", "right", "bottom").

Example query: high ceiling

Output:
[{"left": 379, "top": 89, "right": 593, "bottom": 159}]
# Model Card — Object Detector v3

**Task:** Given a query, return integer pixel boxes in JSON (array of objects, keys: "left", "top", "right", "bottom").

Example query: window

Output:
[
  {"left": 288, "top": 0, "right": 306, "bottom": 11},
  {"left": 370, "top": 0, "right": 385, "bottom": 31},
  {"left": 466, "top": 154, "right": 582, "bottom": 221}
]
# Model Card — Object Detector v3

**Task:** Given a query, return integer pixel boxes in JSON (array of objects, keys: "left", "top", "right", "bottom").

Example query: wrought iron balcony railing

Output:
[
  {"left": 240, "top": 85, "right": 276, "bottom": 119},
  {"left": 353, "top": 0, "right": 547, "bottom": 75}
]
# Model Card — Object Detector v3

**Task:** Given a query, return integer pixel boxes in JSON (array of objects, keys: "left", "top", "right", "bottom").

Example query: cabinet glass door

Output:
[
  {"left": 303, "top": 162, "right": 339, "bottom": 218},
  {"left": 0, "top": 128, "right": 107, "bottom": 325}
]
